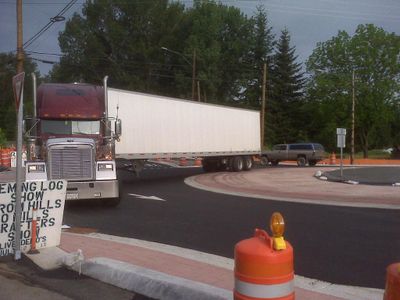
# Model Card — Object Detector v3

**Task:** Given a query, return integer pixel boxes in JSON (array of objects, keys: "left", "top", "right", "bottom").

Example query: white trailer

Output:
[{"left": 107, "top": 88, "right": 261, "bottom": 172}]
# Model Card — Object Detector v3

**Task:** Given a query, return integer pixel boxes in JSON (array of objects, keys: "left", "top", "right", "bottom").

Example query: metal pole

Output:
[
  {"left": 340, "top": 146, "right": 343, "bottom": 180},
  {"left": 103, "top": 76, "right": 109, "bottom": 119},
  {"left": 16, "top": 0, "right": 23, "bottom": 73},
  {"left": 350, "top": 70, "right": 355, "bottom": 165},
  {"left": 14, "top": 0, "right": 24, "bottom": 261},
  {"left": 32, "top": 73, "right": 37, "bottom": 119},
  {"left": 197, "top": 80, "right": 201, "bottom": 102},
  {"left": 14, "top": 88, "right": 23, "bottom": 260}
]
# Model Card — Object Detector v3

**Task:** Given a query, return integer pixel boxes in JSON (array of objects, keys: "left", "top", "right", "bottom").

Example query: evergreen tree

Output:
[
  {"left": 51, "top": 0, "right": 252, "bottom": 103},
  {"left": 51, "top": 0, "right": 186, "bottom": 93},
  {"left": 269, "top": 29, "right": 305, "bottom": 145},
  {"left": 241, "top": 5, "right": 275, "bottom": 109}
]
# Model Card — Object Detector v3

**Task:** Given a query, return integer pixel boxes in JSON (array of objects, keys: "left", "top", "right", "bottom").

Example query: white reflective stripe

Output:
[{"left": 235, "top": 278, "right": 294, "bottom": 299}]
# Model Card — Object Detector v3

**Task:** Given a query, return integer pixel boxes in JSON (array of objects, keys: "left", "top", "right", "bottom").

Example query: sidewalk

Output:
[{"left": 27, "top": 231, "right": 383, "bottom": 300}]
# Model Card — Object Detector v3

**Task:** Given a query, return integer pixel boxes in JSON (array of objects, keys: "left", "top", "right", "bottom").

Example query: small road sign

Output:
[
  {"left": 12, "top": 72, "right": 25, "bottom": 111},
  {"left": 337, "top": 128, "right": 347, "bottom": 148},
  {"left": 336, "top": 128, "right": 347, "bottom": 135}
]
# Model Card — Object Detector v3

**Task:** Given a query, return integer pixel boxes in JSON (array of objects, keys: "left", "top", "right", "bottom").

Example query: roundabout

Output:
[{"left": 185, "top": 165, "right": 400, "bottom": 209}]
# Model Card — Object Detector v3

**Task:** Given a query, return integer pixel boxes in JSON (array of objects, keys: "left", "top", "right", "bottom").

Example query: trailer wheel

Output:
[
  {"left": 232, "top": 156, "right": 244, "bottom": 172},
  {"left": 243, "top": 156, "right": 253, "bottom": 171}
]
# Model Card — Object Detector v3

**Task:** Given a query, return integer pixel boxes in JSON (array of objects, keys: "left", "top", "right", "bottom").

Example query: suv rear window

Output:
[{"left": 289, "top": 144, "right": 313, "bottom": 150}]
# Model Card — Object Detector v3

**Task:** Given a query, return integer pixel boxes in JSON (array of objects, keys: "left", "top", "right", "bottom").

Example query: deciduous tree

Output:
[{"left": 306, "top": 24, "right": 400, "bottom": 156}]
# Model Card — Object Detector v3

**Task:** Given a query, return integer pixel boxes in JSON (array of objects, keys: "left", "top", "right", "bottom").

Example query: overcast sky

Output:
[{"left": 0, "top": 0, "right": 399, "bottom": 76}]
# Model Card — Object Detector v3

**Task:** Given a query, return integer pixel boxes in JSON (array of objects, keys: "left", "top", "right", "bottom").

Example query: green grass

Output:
[{"left": 351, "top": 150, "right": 391, "bottom": 159}]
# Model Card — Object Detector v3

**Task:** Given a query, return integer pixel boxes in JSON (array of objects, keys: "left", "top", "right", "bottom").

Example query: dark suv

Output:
[{"left": 261, "top": 143, "right": 325, "bottom": 166}]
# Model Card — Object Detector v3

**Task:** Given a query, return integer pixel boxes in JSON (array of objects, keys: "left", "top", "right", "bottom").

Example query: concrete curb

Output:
[{"left": 75, "top": 257, "right": 231, "bottom": 300}]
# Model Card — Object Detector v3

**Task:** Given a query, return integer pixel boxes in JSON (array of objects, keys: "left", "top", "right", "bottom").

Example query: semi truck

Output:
[{"left": 24, "top": 76, "right": 261, "bottom": 206}]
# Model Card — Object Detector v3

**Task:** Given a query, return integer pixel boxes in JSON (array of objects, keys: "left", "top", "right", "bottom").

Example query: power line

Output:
[{"left": 23, "top": 0, "right": 78, "bottom": 49}]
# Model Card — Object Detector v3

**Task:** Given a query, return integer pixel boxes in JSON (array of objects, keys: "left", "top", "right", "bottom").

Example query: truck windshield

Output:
[{"left": 41, "top": 120, "right": 100, "bottom": 135}]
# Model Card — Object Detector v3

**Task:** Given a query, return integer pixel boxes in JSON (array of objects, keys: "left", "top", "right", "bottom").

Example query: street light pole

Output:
[
  {"left": 161, "top": 47, "right": 197, "bottom": 101},
  {"left": 351, "top": 70, "right": 355, "bottom": 165}
]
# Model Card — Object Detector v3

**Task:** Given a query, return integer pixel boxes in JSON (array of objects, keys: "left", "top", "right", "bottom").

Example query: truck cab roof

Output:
[{"left": 37, "top": 83, "right": 104, "bottom": 119}]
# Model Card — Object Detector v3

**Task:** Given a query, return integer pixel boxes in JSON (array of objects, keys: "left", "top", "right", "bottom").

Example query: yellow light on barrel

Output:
[{"left": 270, "top": 212, "right": 286, "bottom": 250}]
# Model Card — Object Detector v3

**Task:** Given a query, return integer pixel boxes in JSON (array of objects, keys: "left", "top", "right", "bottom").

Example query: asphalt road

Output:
[{"left": 63, "top": 163, "right": 400, "bottom": 289}]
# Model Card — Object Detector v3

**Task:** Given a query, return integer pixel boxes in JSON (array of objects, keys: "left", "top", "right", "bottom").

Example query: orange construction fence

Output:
[{"left": 0, "top": 148, "right": 12, "bottom": 167}]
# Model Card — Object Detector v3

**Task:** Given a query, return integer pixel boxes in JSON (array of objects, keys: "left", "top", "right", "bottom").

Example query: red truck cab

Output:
[{"left": 25, "top": 80, "right": 121, "bottom": 206}]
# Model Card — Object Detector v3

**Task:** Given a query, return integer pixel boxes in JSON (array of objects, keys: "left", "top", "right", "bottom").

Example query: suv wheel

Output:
[
  {"left": 271, "top": 160, "right": 279, "bottom": 166},
  {"left": 309, "top": 160, "right": 317, "bottom": 166},
  {"left": 261, "top": 155, "right": 269, "bottom": 166},
  {"left": 297, "top": 156, "right": 307, "bottom": 167}
]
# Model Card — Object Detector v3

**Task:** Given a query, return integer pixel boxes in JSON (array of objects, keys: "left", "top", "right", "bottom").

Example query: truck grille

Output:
[{"left": 48, "top": 146, "right": 94, "bottom": 181}]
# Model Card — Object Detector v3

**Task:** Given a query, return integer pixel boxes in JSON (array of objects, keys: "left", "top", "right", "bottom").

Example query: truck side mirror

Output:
[
  {"left": 22, "top": 119, "right": 27, "bottom": 135},
  {"left": 115, "top": 119, "right": 122, "bottom": 138},
  {"left": 23, "top": 117, "right": 37, "bottom": 137},
  {"left": 105, "top": 120, "right": 112, "bottom": 137}
]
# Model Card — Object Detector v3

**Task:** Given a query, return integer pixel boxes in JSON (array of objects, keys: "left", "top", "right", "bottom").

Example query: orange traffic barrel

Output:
[
  {"left": 384, "top": 263, "right": 400, "bottom": 300},
  {"left": 179, "top": 158, "right": 187, "bottom": 166},
  {"left": 330, "top": 152, "right": 336, "bottom": 165},
  {"left": 1, "top": 148, "right": 11, "bottom": 167},
  {"left": 234, "top": 213, "right": 294, "bottom": 300},
  {"left": 194, "top": 158, "right": 202, "bottom": 166}
]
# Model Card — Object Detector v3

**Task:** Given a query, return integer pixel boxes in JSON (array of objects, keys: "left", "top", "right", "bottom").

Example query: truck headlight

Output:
[
  {"left": 28, "top": 164, "right": 46, "bottom": 173},
  {"left": 98, "top": 163, "right": 114, "bottom": 171}
]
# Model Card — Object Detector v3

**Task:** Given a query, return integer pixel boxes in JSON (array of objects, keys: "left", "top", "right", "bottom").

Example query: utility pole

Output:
[
  {"left": 260, "top": 63, "right": 267, "bottom": 148},
  {"left": 350, "top": 70, "right": 355, "bottom": 165},
  {"left": 17, "top": 0, "right": 24, "bottom": 73},
  {"left": 197, "top": 81, "right": 201, "bottom": 102},
  {"left": 192, "top": 49, "right": 196, "bottom": 101}
]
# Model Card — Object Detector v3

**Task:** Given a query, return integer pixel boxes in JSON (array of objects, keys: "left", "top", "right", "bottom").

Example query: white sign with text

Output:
[{"left": 0, "top": 180, "right": 66, "bottom": 256}]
